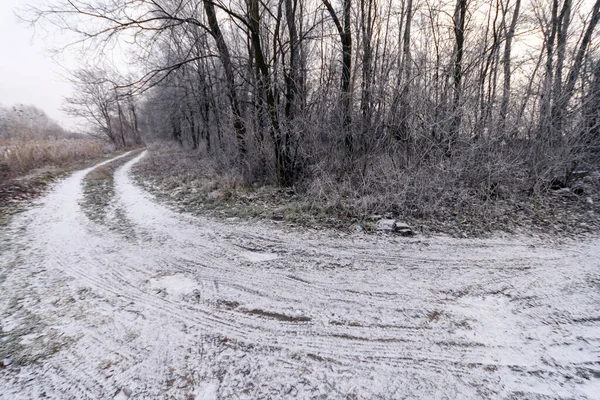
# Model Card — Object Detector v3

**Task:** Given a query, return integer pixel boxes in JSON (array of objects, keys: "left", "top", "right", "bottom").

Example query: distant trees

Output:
[
  {"left": 64, "top": 68, "right": 142, "bottom": 148},
  {"left": 30, "top": 0, "right": 600, "bottom": 187},
  {"left": 0, "top": 104, "right": 66, "bottom": 139}
]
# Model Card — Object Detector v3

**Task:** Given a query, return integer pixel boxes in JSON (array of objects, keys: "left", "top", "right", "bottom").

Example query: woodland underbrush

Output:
[{"left": 133, "top": 140, "right": 600, "bottom": 237}]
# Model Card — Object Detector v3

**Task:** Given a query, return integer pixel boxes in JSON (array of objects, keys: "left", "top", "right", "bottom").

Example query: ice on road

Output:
[{"left": 1, "top": 152, "right": 599, "bottom": 399}]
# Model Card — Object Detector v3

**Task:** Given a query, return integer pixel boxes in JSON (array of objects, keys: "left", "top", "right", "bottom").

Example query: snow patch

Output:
[
  {"left": 150, "top": 274, "right": 198, "bottom": 297},
  {"left": 113, "top": 390, "right": 130, "bottom": 400},
  {"left": 241, "top": 251, "right": 278, "bottom": 262},
  {"left": 193, "top": 380, "right": 219, "bottom": 400}
]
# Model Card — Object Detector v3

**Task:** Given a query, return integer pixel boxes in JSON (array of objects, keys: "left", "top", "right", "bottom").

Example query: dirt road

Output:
[{"left": 1, "top": 152, "right": 599, "bottom": 399}]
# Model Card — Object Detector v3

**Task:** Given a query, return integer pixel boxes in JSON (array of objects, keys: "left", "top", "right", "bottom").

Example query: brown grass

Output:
[{"left": 0, "top": 138, "right": 112, "bottom": 180}]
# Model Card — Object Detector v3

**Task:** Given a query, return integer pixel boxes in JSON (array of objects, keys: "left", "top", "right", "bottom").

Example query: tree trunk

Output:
[
  {"left": 284, "top": 0, "right": 300, "bottom": 121},
  {"left": 499, "top": 0, "right": 521, "bottom": 132},
  {"left": 550, "top": 0, "right": 572, "bottom": 139},
  {"left": 248, "top": 0, "right": 292, "bottom": 186},
  {"left": 323, "top": 0, "right": 353, "bottom": 154},
  {"left": 360, "top": 0, "right": 374, "bottom": 146},
  {"left": 556, "top": 0, "right": 600, "bottom": 118},
  {"left": 399, "top": 0, "right": 413, "bottom": 158},
  {"left": 203, "top": 0, "right": 247, "bottom": 158},
  {"left": 539, "top": 0, "right": 560, "bottom": 137},
  {"left": 449, "top": 0, "right": 467, "bottom": 150}
]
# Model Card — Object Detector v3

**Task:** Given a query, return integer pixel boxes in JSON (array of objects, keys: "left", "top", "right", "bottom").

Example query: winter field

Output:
[{"left": 1, "top": 151, "right": 599, "bottom": 399}]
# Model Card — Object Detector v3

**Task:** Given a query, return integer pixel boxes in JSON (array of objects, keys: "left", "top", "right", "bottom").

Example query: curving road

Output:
[{"left": 1, "top": 151, "right": 599, "bottom": 399}]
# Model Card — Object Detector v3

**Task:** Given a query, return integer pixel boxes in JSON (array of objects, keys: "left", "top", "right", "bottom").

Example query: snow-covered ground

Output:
[{"left": 1, "top": 151, "right": 599, "bottom": 399}]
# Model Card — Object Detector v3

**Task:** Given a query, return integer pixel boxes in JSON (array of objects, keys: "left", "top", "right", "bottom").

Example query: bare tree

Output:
[
  {"left": 26, "top": 0, "right": 600, "bottom": 190},
  {"left": 323, "top": 0, "right": 353, "bottom": 153},
  {"left": 64, "top": 68, "right": 141, "bottom": 147},
  {"left": 499, "top": 0, "right": 522, "bottom": 132}
]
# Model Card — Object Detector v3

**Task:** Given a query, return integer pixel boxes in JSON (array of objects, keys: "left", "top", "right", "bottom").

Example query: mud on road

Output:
[{"left": 1, "top": 151, "right": 599, "bottom": 399}]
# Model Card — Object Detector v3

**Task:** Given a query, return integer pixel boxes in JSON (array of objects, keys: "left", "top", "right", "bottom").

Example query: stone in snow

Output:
[
  {"left": 353, "top": 222, "right": 365, "bottom": 232},
  {"left": 377, "top": 219, "right": 396, "bottom": 232},
  {"left": 377, "top": 219, "right": 414, "bottom": 236},
  {"left": 395, "top": 223, "right": 414, "bottom": 236},
  {"left": 395, "top": 222, "right": 412, "bottom": 230}
]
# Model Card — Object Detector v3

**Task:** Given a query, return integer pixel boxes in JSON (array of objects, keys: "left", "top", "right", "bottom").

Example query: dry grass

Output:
[
  {"left": 133, "top": 142, "right": 600, "bottom": 237},
  {"left": 133, "top": 142, "right": 244, "bottom": 196},
  {"left": 0, "top": 138, "right": 112, "bottom": 180}
]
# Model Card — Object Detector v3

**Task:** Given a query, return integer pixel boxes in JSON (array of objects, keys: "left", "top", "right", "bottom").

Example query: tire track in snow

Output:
[
  {"left": 113, "top": 153, "right": 600, "bottom": 391},
  {"left": 1, "top": 151, "right": 599, "bottom": 399}
]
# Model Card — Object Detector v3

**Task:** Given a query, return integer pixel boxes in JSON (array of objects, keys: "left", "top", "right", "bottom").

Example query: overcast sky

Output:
[{"left": 0, "top": 0, "right": 78, "bottom": 128}]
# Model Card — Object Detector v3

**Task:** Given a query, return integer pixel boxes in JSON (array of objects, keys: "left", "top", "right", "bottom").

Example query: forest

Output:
[{"left": 26, "top": 0, "right": 600, "bottom": 228}]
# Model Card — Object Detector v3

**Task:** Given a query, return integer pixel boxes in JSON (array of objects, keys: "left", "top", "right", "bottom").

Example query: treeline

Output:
[
  {"left": 0, "top": 104, "right": 70, "bottom": 139},
  {"left": 34, "top": 0, "right": 600, "bottom": 189}
]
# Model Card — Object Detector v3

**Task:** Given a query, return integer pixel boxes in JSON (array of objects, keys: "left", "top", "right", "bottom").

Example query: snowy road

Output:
[{"left": 1, "top": 151, "right": 599, "bottom": 399}]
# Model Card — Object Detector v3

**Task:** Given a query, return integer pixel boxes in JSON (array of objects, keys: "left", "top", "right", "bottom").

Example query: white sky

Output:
[{"left": 0, "top": 0, "right": 77, "bottom": 128}]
